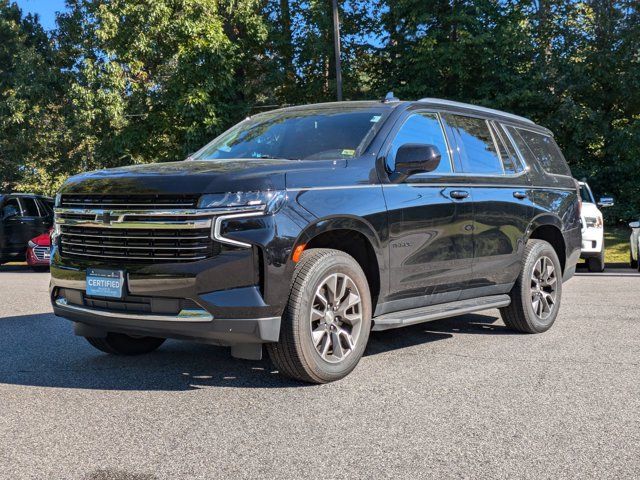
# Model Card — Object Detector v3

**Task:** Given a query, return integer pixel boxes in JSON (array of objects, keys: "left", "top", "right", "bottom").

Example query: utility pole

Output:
[{"left": 332, "top": 0, "right": 343, "bottom": 101}]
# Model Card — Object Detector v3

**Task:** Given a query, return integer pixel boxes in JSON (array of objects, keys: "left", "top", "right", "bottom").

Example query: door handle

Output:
[
  {"left": 449, "top": 190, "right": 469, "bottom": 200},
  {"left": 513, "top": 191, "right": 527, "bottom": 200}
]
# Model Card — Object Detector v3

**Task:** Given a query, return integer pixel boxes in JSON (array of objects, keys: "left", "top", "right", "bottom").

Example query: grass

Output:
[{"left": 605, "top": 226, "right": 630, "bottom": 264}]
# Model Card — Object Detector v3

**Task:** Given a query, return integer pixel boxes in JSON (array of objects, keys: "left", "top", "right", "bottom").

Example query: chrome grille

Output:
[
  {"left": 59, "top": 225, "right": 220, "bottom": 262},
  {"left": 54, "top": 195, "right": 264, "bottom": 264},
  {"left": 33, "top": 246, "right": 50, "bottom": 261}
]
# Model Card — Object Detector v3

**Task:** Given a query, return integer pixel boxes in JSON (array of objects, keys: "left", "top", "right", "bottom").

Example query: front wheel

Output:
[
  {"left": 267, "top": 248, "right": 372, "bottom": 384},
  {"left": 86, "top": 333, "right": 165, "bottom": 355},
  {"left": 587, "top": 250, "right": 605, "bottom": 272},
  {"left": 500, "top": 240, "right": 562, "bottom": 333}
]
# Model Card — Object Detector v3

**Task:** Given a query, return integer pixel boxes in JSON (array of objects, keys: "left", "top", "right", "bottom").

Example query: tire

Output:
[
  {"left": 86, "top": 333, "right": 165, "bottom": 355},
  {"left": 630, "top": 250, "right": 638, "bottom": 269},
  {"left": 500, "top": 240, "right": 562, "bottom": 333},
  {"left": 587, "top": 250, "right": 605, "bottom": 273},
  {"left": 267, "top": 248, "right": 372, "bottom": 384}
]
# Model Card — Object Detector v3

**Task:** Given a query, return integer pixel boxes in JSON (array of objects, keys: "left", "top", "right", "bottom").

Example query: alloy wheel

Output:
[
  {"left": 309, "top": 272, "right": 363, "bottom": 363},
  {"left": 530, "top": 255, "right": 557, "bottom": 320}
]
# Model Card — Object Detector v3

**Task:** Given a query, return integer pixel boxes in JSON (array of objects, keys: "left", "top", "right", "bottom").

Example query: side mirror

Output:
[
  {"left": 395, "top": 144, "right": 441, "bottom": 178},
  {"left": 598, "top": 197, "right": 614, "bottom": 208},
  {"left": 630, "top": 221, "right": 640, "bottom": 229}
]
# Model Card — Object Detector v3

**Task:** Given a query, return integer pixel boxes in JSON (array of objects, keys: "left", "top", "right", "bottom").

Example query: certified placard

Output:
[{"left": 86, "top": 269, "right": 124, "bottom": 298}]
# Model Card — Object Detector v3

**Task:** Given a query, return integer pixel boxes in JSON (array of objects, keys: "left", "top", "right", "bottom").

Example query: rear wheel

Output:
[
  {"left": 630, "top": 250, "right": 638, "bottom": 269},
  {"left": 86, "top": 333, "right": 165, "bottom": 355},
  {"left": 267, "top": 248, "right": 372, "bottom": 384},
  {"left": 500, "top": 240, "right": 562, "bottom": 333}
]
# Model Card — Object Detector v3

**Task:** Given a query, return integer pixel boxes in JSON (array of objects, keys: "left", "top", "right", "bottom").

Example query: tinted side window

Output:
[
  {"left": 2, "top": 198, "right": 22, "bottom": 218},
  {"left": 490, "top": 123, "right": 521, "bottom": 174},
  {"left": 508, "top": 127, "right": 571, "bottom": 176},
  {"left": 389, "top": 112, "right": 452, "bottom": 174},
  {"left": 20, "top": 198, "right": 40, "bottom": 217},
  {"left": 444, "top": 114, "right": 503, "bottom": 174},
  {"left": 580, "top": 184, "right": 595, "bottom": 203},
  {"left": 38, "top": 199, "right": 53, "bottom": 216}
]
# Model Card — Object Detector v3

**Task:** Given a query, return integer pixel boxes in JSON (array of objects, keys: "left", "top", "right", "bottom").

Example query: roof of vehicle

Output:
[
  {"left": 416, "top": 98, "right": 536, "bottom": 126},
  {"left": 256, "top": 98, "right": 548, "bottom": 133},
  {"left": 2, "top": 193, "right": 53, "bottom": 200}
]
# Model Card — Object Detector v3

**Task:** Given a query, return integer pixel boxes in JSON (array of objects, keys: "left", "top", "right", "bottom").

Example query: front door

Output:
[
  {"left": 382, "top": 111, "right": 474, "bottom": 312},
  {"left": 1, "top": 197, "right": 30, "bottom": 258}
]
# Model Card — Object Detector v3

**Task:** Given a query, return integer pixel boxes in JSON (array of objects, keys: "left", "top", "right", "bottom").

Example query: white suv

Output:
[{"left": 579, "top": 181, "right": 613, "bottom": 272}]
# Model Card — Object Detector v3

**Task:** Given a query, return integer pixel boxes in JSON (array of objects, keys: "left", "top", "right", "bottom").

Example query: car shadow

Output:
[
  {"left": 0, "top": 311, "right": 504, "bottom": 391},
  {"left": 0, "top": 263, "right": 46, "bottom": 273}
]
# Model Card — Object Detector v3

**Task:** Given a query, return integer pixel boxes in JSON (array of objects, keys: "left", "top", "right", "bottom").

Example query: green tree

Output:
[
  {"left": 55, "top": 0, "right": 269, "bottom": 173},
  {"left": 0, "top": 1, "right": 66, "bottom": 194}
]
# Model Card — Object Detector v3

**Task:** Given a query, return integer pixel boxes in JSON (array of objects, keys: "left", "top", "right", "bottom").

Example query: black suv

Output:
[
  {"left": 50, "top": 98, "right": 581, "bottom": 383},
  {"left": 0, "top": 193, "right": 54, "bottom": 264}
]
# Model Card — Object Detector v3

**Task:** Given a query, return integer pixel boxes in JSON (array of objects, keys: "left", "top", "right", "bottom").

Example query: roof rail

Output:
[{"left": 417, "top": 98, "right": 535, "bottom": 125}]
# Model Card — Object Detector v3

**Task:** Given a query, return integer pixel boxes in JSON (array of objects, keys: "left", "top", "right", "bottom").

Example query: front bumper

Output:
[
  {"left": 580, "top": 227, "right": 604, "bottom": 256},
  {"left": 49, "top": 245, "right": 285, "bottom": 345},
  {"left": 52, "top": 295, "right": 280, "bottom": 345}
]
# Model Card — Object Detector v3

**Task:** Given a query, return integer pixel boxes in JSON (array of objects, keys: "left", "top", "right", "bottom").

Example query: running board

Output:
[{"left": 371, "top": 295, "right": 511, "bottom": 331}]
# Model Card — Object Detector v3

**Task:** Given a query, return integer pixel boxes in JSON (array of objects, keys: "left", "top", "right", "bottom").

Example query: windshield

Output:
[
  {"left": 193, "top": 106, "right": 388, "bottom": 161},
  {"left": 580, "top": 183, "right": 595, "bottom": 203}
]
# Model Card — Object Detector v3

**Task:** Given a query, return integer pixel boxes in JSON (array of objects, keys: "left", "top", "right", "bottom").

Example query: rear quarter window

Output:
[{"left": 506, "top": 126, "right": 571, "bottom": 176}]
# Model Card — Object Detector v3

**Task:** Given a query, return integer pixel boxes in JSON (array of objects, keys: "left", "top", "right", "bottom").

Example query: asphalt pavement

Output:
[{"left": 1, "top": 264, "right": 639, "bottom": 479}]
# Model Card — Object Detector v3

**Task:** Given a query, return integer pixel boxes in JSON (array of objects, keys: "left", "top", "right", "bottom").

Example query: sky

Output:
[{"left": 14, "top": 0, "right": 67, "bottom": 30}]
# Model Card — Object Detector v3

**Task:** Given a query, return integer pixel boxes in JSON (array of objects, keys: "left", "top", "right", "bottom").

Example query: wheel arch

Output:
[
  {"left": 527, "top": 215, "right": 567, "bottom": 272},
  {"left": 295, "top": 216, "right": 387, "bottom": 310}
]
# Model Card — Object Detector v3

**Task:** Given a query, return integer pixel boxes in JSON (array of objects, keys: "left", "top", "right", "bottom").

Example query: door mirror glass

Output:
[
  {"left": 598, "top": 197, "right": 614, "bottom": 208},
  {"left": 629, "top": 221, "right": 640, "bottom": 229},
  {"left": 2, "top": 205, "right": 19, "bottom": 220},
  {"left": 395, "top": 144, "right": 441, "bottom": 177}
]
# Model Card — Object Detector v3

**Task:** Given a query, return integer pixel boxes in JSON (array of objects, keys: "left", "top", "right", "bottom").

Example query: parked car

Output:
[
  {"left": 0, "top": 193, "right": 54, "bottom": 265},
  {"left": 26, "top": 229, "right": 52, "bottom": 271},
  {"left": 629, "top": 221, "right": 640, "bottom": 270},
  {"left": 578, "top": 181, "right": 614, "bottom": 272},
  {"left": 50, "top": 97, "right": 581, "bottom": 383}
]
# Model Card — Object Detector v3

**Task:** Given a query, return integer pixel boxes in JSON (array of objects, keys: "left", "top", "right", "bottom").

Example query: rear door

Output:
[
  {"left": 382, "top": 110, "right": 475, "bottom": 309},
  {"left": 441, "top": 114, "right": 533, "bottom": 295},
  {"left": 17, "top": 197, "right": 50, "bottom": 241}
]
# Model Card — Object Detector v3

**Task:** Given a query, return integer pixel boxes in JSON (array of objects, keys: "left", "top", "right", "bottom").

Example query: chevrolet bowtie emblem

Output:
[{"left": 99, "top": 211, "right": 115, "bottom": 225}]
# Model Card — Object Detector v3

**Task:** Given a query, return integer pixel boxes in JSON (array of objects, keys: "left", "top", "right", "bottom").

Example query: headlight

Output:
[
  {"left": 199, "top": 191, "right": 287, "bottom": 248},
  {"left": 28, "top": 240, "right": 37, "bottom": 248},
  {"left": 198, "top": 191, "right": 286, "bottom": 214},
  {"left": 584, "top": 216, "right": 603, "bottom": 228}
]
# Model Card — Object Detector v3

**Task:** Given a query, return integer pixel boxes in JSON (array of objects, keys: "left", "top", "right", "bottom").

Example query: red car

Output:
[{"left": 26, "top": 230, "right": 52, "bottom": 271}]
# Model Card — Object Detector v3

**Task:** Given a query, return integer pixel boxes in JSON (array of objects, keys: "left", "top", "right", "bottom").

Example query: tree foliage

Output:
[{"left": 0, "top": 0, "right": 639, "bottom": 222}]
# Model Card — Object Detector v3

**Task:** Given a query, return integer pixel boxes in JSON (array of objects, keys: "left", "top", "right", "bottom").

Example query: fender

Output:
[{"left": 294, "top": 214, "right": 390, "bottom": 301}]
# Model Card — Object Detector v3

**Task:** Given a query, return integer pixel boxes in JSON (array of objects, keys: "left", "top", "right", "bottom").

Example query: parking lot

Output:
[{"left": 1, "top": 266, "right": 639, "bottom": 479}]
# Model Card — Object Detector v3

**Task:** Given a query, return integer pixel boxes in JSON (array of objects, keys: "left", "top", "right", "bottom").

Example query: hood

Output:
[
  {"left": 31, "top": 230, "right": 52, "bottom": 246},
  {"left": 581, "top": 201, "right": 601, "bottom": 218},
  {"left": 60, "top": 159, "right": 344, "bottom": 196}
]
